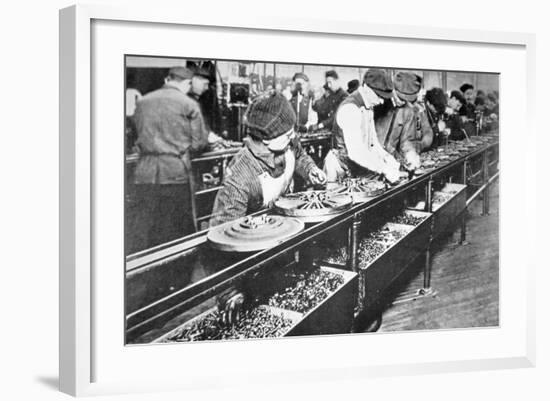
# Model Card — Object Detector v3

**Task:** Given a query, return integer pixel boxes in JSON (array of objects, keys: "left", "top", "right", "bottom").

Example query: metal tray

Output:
[
  {"left": 151, "top": 265, "right": 357, "bottom": 342},
  {"left": 358, "top": 209, "right": 433, "bottom": 310},
  {"left": 283, "top": 266, "right": 358, "bottom": 336},
  {"left": 411, "top": 183, "right": 467, "bottom": 239},
  {"left": 152, "top": 305, "right": 302, "bottom": 343}
]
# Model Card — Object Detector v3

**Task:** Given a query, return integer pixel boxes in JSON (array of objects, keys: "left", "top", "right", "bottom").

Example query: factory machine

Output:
[{"left": 125, "top": 133, "right": 499, "bottom": 344}]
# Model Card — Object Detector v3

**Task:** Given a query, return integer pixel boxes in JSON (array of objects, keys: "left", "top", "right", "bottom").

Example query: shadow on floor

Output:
[{"left": 35, "top": 376, "right": 58, "bottom": 391}]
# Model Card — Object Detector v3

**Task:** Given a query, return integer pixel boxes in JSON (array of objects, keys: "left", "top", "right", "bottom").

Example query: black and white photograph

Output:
[
  {"left": 4, "top": 0, "right": 549, "bottom": 398},
  {"left": 124, "top": 55, "right": 500, "bottom": 344}
]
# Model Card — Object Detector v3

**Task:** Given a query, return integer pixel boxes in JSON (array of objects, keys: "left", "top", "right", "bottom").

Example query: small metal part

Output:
[
  {"left": 268, "top": 269, "right": 345, "bottom": 313},
  {"left": 163, "top": 306, "right": 294, "bottom": 342}
]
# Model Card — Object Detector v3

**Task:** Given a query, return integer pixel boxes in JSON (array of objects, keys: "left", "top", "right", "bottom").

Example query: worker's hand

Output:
[
  {"left": 309, "top": 122, "right": 324, "bottom": 132},
  {"left": 208, "top": 132, "right": 222, "bottom": 144},
  {"left": 381, "top": 165, "right": 401, "bottom": 184},
  {"left": 380, "top": 154, "right": 403, "bottom": 184},
  {"left": 437, "top": 120, "right": 447, "bottom": 132},
  {"left": 309, "top": 167, "right": 327, "bottom": 186},
  {"left": 217, "top": 288, "right": 245, "bottom": 325},
  {"left": 296, "top": 124, "right": 308, "bottom": 133},
  {"left": 404, "top": 151, "right": 421, "bottom": 171}
]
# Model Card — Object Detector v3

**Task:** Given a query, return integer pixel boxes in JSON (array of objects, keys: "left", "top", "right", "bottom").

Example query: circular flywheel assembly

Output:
[
  {"left": 273, "top": 190, "right": 354, "bottom": 223},
  {"left": 207, "top": 214, "right": 305, "bottom": 252},
  {"left": 330, "top": 177, "right": 387, "bottom": 202}
]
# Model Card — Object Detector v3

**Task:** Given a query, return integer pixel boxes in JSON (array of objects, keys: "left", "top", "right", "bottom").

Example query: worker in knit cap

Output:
[
  {"left": 210, "top": 92, "right": 326, "bottom": 324},
  {"left": 209, "top": 92, "right": 326, "bottom": 227}
]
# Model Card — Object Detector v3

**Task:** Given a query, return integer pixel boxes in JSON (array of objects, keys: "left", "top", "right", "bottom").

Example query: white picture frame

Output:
[{"left": 59, "top": 4, "right": 536, "bottom": 397}]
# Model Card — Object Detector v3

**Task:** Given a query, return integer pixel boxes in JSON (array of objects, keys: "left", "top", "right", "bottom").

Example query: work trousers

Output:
[{"left": 128, "top": 183, "right": 195, "bottom": 254}]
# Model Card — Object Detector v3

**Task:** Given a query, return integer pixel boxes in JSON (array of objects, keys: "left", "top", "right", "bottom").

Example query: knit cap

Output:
[{"left": 244, "top": 92, "right": 297, "bottom": 140}]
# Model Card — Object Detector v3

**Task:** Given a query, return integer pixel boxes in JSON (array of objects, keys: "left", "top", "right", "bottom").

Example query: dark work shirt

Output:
[
  {"left": 459, "top": 103, "right": 476, "bottom": 120},
  {"left": 456, "top": 103, "right": 476, "bottom": 137},
  {"left": 290, "top": 92, "right": 315, "bottom": 127},
  {"left": 312, "top": 96, "right": 331, "bottom": 124},
  {"left": 313, "top": 88, "right": 348, "bottom": 131},
  {"left": 445, "top": 113, "right": 466, "bottom": 140},
  {"left": 426, "top": 107, "right": 444, "bottom": 148}
]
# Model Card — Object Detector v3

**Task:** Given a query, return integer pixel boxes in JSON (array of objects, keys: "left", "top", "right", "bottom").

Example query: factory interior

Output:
[{"left": 124, "top": 56, "right": 499, "bottom": 344}]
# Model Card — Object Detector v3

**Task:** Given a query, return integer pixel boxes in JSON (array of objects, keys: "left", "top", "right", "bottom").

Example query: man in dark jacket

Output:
[
  {"left": 446, "top": 90, "right": 468, "bottom": 140},
  {"left": 131, "top": 66, "right": 209, "bottom": 252},
  {"left": 459, "top": 83, "right": 477, "bottom": 136},
  {"left": 483, "top": 92, "right": 499, "bottom": 132},
  {"left": 423, "top": 87, "right": 449, "bottom": 148},
  {"left": 209, "top": 92, "right": 326, "bottom": 227},
  {"left": 310, "top": 70, "right": 348, "bottom": 132},
  {"left": 460, "top": 83, "right": 477, "bottom": 115},
  {"left": 312, "top": 83, "right": 331, "bottom": 126}
]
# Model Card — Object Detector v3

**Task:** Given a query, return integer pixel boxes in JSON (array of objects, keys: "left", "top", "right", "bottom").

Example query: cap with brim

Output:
[
  {"left": 168, "top": 66, "right": 193, "bottom": 80},
  {"left": 193, "top": 68, "right": 211, "bottom": 79},
  {"left": 394, "top": 72, "right": 421, "bottom": 102},
  {"left": 292, "top": 72, "right": 309, "bottom": 82},
  {"left": 372, "top": 88, "right": 393, "bottom": 99},
  {"left": 364, "top": 69, "right": 394, "bottom": 99}
]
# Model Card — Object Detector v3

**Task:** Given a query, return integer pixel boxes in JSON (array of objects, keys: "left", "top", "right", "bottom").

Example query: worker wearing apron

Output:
[{"left": 209, "top": 91, "right": 326, "bottom": 227}]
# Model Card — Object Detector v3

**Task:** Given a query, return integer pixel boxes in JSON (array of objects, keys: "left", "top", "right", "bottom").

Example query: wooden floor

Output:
[{"left": 377, "top": 185, "right": 499, "bottom": 332}]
